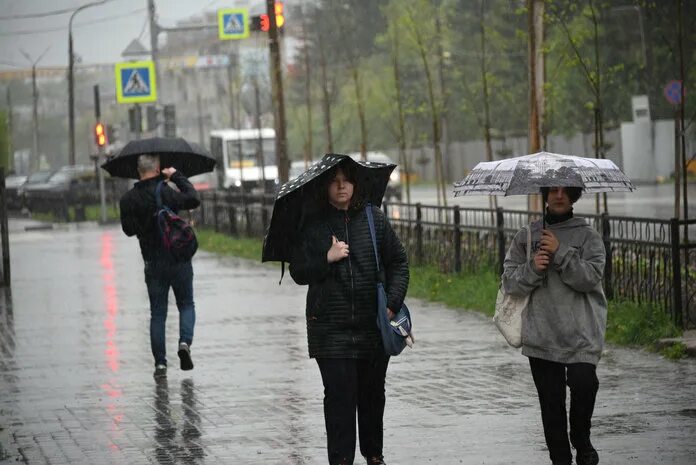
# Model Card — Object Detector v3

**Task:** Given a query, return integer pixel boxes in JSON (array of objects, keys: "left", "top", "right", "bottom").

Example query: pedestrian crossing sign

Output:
[
  {"left": 115, "top": 61, "right": 157, "bottom": 104},
  {"left": 218, "top": 8, "right": 249, "bottom": 40}
]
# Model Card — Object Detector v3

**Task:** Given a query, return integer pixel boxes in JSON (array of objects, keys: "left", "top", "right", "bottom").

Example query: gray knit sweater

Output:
[{"left": 501, "top": 217, "right": 607, "bottom": 365}]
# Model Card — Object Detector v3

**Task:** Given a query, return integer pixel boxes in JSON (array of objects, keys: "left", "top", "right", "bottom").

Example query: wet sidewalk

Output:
[{"left": 0, "top": 221, "right": 695, "bottom": 465}]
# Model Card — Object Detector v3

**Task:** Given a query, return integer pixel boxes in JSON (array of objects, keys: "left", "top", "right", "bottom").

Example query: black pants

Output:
[
  {"left": 529, "top": 357, "right": 599, "bottom": 464},
  {"left": 316, "top": 355, "right": 390, "bottom": 465}
]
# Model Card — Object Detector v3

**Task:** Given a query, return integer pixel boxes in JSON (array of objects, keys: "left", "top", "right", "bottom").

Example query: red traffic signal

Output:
[
  {"left": 95, "top": 122, "right": 107, "bottom": 147},
  {"left": 252, "top": 2, "right": 284, "bottom": 32}
]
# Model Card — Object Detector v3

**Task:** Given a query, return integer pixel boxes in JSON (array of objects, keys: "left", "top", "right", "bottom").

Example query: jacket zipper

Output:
[{"left": 344, "top": 212, "right": 356, "bottom": 345}]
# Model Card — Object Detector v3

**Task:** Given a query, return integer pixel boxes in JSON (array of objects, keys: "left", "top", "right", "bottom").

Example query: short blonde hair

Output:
[{"left": 137, "top": 154, "right": 160, "bottom": 176}]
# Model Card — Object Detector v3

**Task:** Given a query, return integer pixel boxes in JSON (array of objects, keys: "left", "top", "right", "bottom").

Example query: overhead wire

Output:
[{"left": 0, "top": 7, "right": 147, "bottom": 37}]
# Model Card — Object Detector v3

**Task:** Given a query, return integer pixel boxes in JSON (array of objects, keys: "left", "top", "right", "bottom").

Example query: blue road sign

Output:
[
  {"left": 664, "top": 80, "right": 683, "bottom": 106},
  {"left": 218, "top": 8, "right": 249, "bottom": 40},
  {"left": 115, "top": 61, "right": 157, "bottom": 104}
]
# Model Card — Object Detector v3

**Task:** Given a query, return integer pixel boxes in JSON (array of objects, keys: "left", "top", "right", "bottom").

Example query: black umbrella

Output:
[
  {"left": 101, "top": 137, "right": 216, "bottom": 179},
  {"left": 262, "top": 153, "right": 396, "bottom": 263}
]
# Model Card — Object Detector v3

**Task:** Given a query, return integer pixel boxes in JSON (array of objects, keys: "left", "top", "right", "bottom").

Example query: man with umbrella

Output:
[
  {"left": 107, "top": 137, "right": 215, "bottom": 378},
  {"left": 263, "top": 154, "right": 409, "bottom": 465}
]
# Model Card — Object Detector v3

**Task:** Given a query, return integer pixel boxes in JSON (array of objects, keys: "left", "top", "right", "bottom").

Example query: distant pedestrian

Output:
[
  {"left": 289, "top": 162, "right": 409, "bottom": 465},
  {"left": 501, "top": 186, "right": 607, "bottom": 465},
  {"left": 120, "top": 154, "right": 200, "bottom": 378}
]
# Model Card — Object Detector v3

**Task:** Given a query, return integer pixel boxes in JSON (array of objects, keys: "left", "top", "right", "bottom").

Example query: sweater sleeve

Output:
[
  {"left": 553, "top": 229, "right": 605, "bottom": 293},
  {"left": 501, "top": 226, "right": 544, "bottom": 296},
  {"left": 380, "top": 210, "right": 409, "bottom": 311},
  {"left": 289, "top": 229, "right": 331, "bottom": 286}
]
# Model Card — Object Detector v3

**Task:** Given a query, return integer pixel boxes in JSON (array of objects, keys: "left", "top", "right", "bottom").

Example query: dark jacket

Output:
[
  {"left": 290, "top": 204, "right": 409, "bottom": 359},
  {"left": 120, "top": 172, "right": 200, "bottom": 262}
]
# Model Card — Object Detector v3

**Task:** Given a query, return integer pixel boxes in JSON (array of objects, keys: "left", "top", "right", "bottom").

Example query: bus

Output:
[{"left": 209, "top": 127, "right": 279, "bottom": 192}]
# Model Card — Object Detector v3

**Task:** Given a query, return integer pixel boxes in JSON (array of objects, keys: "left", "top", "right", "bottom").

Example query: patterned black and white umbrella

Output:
[
  {"left": 262, "top": 153, "right": 395, "bottom": 263},
  {"left": 453, "top": 151, "right": 634, "bottom": 197}
]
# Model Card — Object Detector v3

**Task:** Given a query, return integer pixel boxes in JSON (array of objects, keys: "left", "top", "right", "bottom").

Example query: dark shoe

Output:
[
  {"left": 153, "top": 364, "right": 167, "bottom": 378},
  {"left": 366, "top": 457, "right": 386, "bottom": 465},
  {"left": 178, "top": 342, "right": 194, "bottom": 370},
  {"left": 576, "top": 448, "right": 599, "bottom": 465}
]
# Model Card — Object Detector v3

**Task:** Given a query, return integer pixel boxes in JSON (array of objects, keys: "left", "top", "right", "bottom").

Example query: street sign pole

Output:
[{"left": 94, "top": 84, "right": 107, "bottom": 224}]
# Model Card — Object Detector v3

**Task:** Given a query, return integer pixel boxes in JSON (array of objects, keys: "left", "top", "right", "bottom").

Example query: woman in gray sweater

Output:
[{"left": 502, "top": 186, "right": 607, "bottom": 465}]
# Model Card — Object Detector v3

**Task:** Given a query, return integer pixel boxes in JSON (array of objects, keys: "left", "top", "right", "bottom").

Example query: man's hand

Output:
[
  {"left": 327, "top": 235, "right": 349, "bottom": 263},
  {"left": 540, "top": 229, "right": 560, "bottom": 254},
  {"left": 161, "top": 167, "right": 177, "bottom": 179},
  {"left": 533, "top": 250, "right": 551, "bottom": 273}
]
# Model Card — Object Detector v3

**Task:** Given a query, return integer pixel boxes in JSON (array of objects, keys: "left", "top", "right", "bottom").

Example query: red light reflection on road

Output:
[{"left": 100, "top": 232, "right": 120, "bottom": 373}]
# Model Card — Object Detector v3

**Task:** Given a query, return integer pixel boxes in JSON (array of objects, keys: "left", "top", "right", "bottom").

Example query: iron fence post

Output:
[
  {"left": 670, "top": 218, "right": 683, "bottom": 328},
  {"left": 200, "top": 192, "right": 207, "bottom": 226},
  {"left": 261, "top": 194, "right": 269, "bottom": 233},
  {"left": 415, "top": 203, "right": 423, "bottom": 265},
  {"left": 228, "top": 192, "right": 237, "bottom": 236},
  {"left": 496, "top": 207, "right": 505, "bottom": 276},
  {"left": 213, "top": 191, "right": 219, "bottom": 232},
  {"left": 601, "top": 213, "right": 613, "bottom": 299},
  {"left": 453, "top": 205, "right": 461, "bottom": 272}
]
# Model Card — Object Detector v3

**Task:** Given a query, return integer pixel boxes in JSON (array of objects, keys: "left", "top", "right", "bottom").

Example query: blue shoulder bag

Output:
[{"left": 365, "top": 204, "right": 413, "bottom": 356}]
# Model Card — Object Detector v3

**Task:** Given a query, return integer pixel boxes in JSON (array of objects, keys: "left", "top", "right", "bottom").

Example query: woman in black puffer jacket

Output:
[{"left": 289, "top": 162, "right": 409, "bottom": 465}]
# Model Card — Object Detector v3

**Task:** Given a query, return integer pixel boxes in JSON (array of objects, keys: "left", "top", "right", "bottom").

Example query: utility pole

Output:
[
  {"left": 527, "top": 0, "right": 545, "bottom": 215},
  {"left": 94, "top": 85, "right": 107, "bottom": 223},
  {"left": 68, "top": 0, "right": 108, "bottom": 167},
  {"left": 253, "top": 77, "right": 267, "bottom": 190},
  {"left": 148, "top": 0, "right": 161, "bottom": 111},
  {"left": 21, "top": 48, "right": 49, "bottom": 172},
  {"left": 6, "top": 88, "right": 12, "bottom": 172},
  {"left": 266, "top": 0, "right": 289, "bottom": 183}
]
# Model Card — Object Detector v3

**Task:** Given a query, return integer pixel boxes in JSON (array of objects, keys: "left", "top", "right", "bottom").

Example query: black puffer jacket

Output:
[{"left": 290, "top": 204, "right": 409, "bottom": 359}]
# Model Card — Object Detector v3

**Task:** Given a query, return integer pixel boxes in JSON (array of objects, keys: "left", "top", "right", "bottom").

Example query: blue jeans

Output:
[{"left": 145, "top": 260, "right": 195, "bottom": 366}]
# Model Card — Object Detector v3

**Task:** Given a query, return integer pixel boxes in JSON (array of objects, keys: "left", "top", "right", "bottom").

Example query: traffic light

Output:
[
  {"left": 251, "top": 2, "right": 284, "bottom": 32},
  {"left": 94, "top": 122, "right": 107, "bottom": 147},
  {"left": 163, "top": 104, "right": 176, "bottom": 138},
  {"left": 129, "top": 106, "right": 142, "bottom": 133},
  {"left": 146, "top": 105, "right": 159, "bottom": 131}
]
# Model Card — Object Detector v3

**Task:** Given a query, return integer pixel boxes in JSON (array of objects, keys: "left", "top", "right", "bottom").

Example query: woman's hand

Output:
[
  {"left": 327, "top": 235, "right": 349, "bottom": 263},
  {"left": 533, "top": 250, "right": 550, "bottom": 272},
  {"left": 540, "top": 229, "right": 560, "bottom": 254},
  {"left": 387, "top": 308, "right": 395, "bottom": 320}
]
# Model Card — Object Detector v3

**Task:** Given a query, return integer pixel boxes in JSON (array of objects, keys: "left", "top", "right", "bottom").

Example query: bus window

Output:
[{"left": 226, "top": 138, "right": 275, "bottom": 168}]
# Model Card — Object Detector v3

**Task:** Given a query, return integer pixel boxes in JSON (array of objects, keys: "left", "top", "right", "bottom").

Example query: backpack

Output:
[{"left": 154, "top": 181, "right": 198, "bottom": 262}]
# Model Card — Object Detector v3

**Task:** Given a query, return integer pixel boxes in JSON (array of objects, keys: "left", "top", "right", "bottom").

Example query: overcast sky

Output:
[{"left": 0, "top": 0, "right": 258, "bottom": 71}]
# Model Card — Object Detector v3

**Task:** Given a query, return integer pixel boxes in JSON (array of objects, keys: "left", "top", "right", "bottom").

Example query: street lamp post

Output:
[
  {"left": 68, "top": 0, "right": 109, "bottom": 167},
  {"left": 20, "top": 48, "right": 50, "bottom": 172}
]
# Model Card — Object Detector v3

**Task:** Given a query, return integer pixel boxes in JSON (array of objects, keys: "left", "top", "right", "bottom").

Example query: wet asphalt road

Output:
[{"left": 0, "top": 220, "right": 695, "bottom": 465}]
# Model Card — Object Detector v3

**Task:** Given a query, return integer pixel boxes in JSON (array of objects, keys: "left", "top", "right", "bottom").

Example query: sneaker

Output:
[
  {"left": 366, "top": 457, "right": 386, "bottom": 465},
  {"left": 178, "top": 342, "right": 194, "bottom": 371},
  {"left": 576, "top": 448, "right": 599, "bottom": 465},
  {"left": 153, "top": 364, "right": 167, "bottom": 378}
]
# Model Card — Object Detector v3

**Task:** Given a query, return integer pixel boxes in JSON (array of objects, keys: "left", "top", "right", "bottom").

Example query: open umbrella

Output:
[
  {"left": 453, "top": 151, "right": 634, "bottom": 226},
  {"left": 101, "top": 137, "right": 216, "bottom": 179},
  {"left": 453, "top": 151, "right": 634, "bottom": 197},
  {"left": 262, "top": 153, "right": 396, "bottom": 263}
]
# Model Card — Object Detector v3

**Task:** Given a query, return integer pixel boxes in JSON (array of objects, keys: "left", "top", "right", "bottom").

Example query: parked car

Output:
[
  {"left": 17, "top": 170, "right": 54, "bottom": 210},
  {"left": 348, "top": 151, "right": 402, "bottom": 201},
  {"left": 23, "top": 165, "right": 96, "bottom": 211},
  {"left": 5, "top": 174, "right": 28, "bottom": 210}
]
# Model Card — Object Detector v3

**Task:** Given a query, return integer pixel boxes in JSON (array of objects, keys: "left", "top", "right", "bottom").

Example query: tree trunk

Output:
[
  {"left": 392, "top": 25, "right": 411, "bottom": 204},
  {"left": 302, "top": 9, "right": 313, "bottom": 168},
  {"left": 318, "top": 39, "right": 334, "bottom": 154},
  {"left": 479, "top": 0, "right": 498, "bottom": 211},
  {"left": 352, "top": 66, "right": 368, "bottom": 161}
]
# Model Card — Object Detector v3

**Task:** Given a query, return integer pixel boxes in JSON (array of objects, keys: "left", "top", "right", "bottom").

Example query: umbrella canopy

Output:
[
  {"left": 453, "top": 151, "right": 634, "bottom": 197},
  {"left": 262, "top": 153, "right": 396, "bottom": 263},
  {"left": 101, "top": 137, "right": 216, "bottom": 179}
]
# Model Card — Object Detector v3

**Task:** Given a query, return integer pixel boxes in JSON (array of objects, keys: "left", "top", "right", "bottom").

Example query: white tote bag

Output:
[{"left": 494, "top": 225, "right": 532, "bottom": 348}]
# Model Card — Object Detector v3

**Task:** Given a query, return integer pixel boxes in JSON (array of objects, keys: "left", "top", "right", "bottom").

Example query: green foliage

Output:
[
  {"left": 196, "top": 229, "right": 264, "bottom": 262},
  {"left": 660, "top": 342, "right": 687, "bottom": 360},
  {"left": 605, "top": 299, "right": 681, "bottom": 346},
  {"left": 408, "top": 265, "right": 499, "bottom": 316}
]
